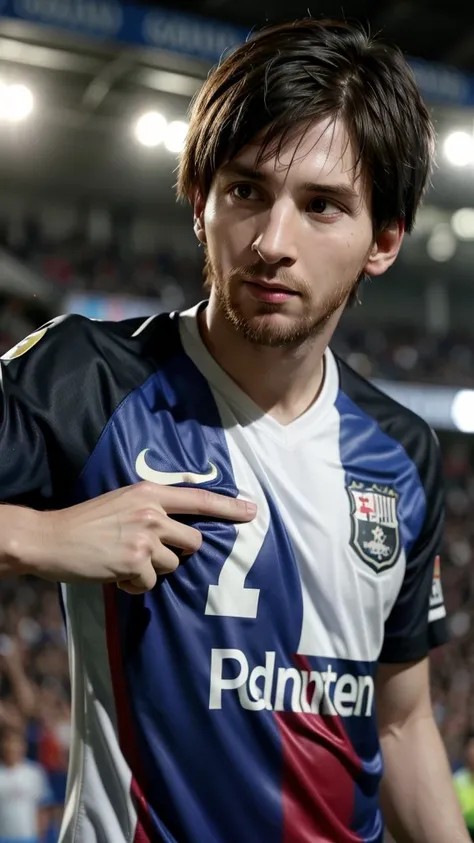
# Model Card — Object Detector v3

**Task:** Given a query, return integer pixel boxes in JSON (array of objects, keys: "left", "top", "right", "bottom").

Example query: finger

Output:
[
  {"left": 156, "top": 487, "right": 258, "bottom": 522},
  {"left": 150, "top": 544, "right": 181, "bottom": 574},
  {"left": 155, "top": 520, "right": 202, "bottom": 555},
  {"left": 117, "top": 564, "right": 157, "bottom": 594}
]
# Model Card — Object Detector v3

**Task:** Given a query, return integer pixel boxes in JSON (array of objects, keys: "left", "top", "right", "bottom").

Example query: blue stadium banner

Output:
[
  {"left": 2, "top": 1, "right": 474, "bottom": 106},
  {"left": 0, "top": 0, "right": 248, "bottom": 63},
  {"left": 408, "top": 56, "right": 474, "bottom": 108}
]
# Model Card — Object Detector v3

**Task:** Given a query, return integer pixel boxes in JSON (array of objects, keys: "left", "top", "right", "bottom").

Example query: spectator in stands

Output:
[
  {"left": 454, "top": 735, "right": 474, "bottom": 839},
  {"left": 0, "top": 724, "right": 53, "bottom": 843}
]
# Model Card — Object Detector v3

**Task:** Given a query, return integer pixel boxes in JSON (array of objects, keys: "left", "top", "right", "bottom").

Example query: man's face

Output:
[{"left": 199, "top": 118, "right": 384, "bottom": 348}]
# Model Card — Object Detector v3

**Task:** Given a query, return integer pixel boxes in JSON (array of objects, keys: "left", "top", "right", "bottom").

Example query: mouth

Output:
[
  {"left": 246, "top": 279, "right": 300, "bottom": 295},
  {"left": 243, "top": 280, "right": 299, "bottom": 304}
]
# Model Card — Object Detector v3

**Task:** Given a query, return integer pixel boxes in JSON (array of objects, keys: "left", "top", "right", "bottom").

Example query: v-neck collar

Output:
[{"left": 177, "top": 302, "right": 339, "bottom": 447}]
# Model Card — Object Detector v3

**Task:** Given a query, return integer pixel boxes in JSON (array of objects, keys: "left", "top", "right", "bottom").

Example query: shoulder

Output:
[
  {"left": 21, "top": 759, "right": 49, "bottom": 783},
  {"left": 334, "top": 353, "right": 439, "bottom": 472},
  {"left": 0, "top": 311, "right": 175, "bottom": 411},
  {"left": 0, "top": 759, "right": 41, "bottom": 779},
  {"left": 0, "top": 312, "right": 173, "bottom": 498},
  {"left": 2, "top": 312, "right": 159, "bottom": 372}
]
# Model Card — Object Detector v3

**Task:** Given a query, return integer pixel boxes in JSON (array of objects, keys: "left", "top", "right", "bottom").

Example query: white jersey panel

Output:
[{"left": 208, "top": 377, "right": 406, "bottom": 663}]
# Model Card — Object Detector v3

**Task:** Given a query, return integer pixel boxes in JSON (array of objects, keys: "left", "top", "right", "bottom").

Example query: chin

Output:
[{"left": 231, "top": 309, "right": 319, "bottom": 348}]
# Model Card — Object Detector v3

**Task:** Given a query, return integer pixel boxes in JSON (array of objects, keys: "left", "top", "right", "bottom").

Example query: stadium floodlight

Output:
[
  {"left": 451, "top": 207, "right": 474, "bottom": 240},
  {"left": 451, "top": 389, "right": 474, "bottom": 433},
  {"left": 443, "top": 131, "right": 474, "bottom": 166},
  {"left": 164, "top": 120, "right": 188, "bottom": 153},
  {"left": 0, "top": 84, "right": 34, "bottom": 122},
  {"left": 426, "top": 223, "right": 456, "bottom": 262},
  {"left": 135, "top": 111, "right": 167, "bottom": 147}
]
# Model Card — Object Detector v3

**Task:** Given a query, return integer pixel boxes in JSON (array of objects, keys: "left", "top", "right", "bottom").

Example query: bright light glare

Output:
[
  {"left": 444, "top": 131, "right": 474, "bottom": 167},
  {"left": 164, "top": 120, "right": 188, "bottom": 153},
  {"left": 451, "top": 208, "right": 474, "bottom": 240},
  {"left": 0, "top": 84, "right": 34, "bottom": 122},
  {"left": 135, "top": 111, "right": 167, "bottom": 147},
  {"left": 451, "top": 390, "right": 474, "bottom": 433},
  {"left": 426, "top": 223, "right": 456, "bottom": 262}
]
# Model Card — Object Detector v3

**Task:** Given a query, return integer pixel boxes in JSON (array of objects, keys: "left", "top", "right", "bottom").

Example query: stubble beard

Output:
[{"left": 205, "top": 255, "right": 361, "bottom": 349}]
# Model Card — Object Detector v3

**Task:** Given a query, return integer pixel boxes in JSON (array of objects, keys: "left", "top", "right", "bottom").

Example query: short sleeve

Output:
[
  {"left": 0, "top": 314, "right": 110, "bottom": 508},
  {"left": 379, "top": 429, "right": 449, "bottom": 663},
  {"left": 0, "top": 312, "right": 156, "bottom": 509},
  {"left": 0, "top": 317, "right": 78, "bottom": 508}
]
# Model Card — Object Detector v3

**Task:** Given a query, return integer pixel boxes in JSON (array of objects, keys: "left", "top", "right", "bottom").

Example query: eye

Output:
[
  {"left": 308, "top": 197, "right": 341, "bottom": 216},
  {"left": 230, "top": 183, "right": 260, "bottom": 201}
]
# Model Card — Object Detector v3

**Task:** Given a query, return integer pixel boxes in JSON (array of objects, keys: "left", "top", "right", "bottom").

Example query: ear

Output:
[
  {"left": 364, "top": 220, "right": 405, "bottom": 277},
  {"left": 193, "top": 192, "right": 207, "bottom": 245}
]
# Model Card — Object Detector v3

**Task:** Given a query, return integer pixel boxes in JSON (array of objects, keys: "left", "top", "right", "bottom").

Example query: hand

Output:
[{"left": 35, "top": 482, "right": 257, "bottom": 594}]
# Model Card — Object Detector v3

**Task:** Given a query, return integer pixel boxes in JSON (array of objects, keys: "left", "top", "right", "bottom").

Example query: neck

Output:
[{"left": 199, "top": 296, "right": 338, "bottom": 425}]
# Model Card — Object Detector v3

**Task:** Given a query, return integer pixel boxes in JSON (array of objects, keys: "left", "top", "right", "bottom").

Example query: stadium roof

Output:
[
  {"left": 0, "top": 0, "right": 473, "bottom": 294},
  {"left": 159, "top": 0, "right": 474, "bottom": 73}
]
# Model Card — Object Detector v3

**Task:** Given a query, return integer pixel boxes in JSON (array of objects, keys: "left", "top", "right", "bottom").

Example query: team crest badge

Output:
[
  {"left": 1, "top": 327, "right": 48, "bottom": 360},
  {"left": 347, "top": 481, "right": 400, "bottom": 573}
]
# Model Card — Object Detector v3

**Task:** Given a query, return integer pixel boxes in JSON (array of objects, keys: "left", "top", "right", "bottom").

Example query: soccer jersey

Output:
[{"left": 0, "top": 303, "right": 447, "bottom": 843}]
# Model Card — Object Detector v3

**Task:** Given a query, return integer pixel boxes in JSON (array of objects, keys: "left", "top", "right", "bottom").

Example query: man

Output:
[
  {"left": 454, "top": 735, "right": 474, "bottom": 839},
  {"left": 0, "top": 17, "right": 468, "bottom": 843},
  {"left": 0, "top": 726, "right": 52, "bottom": 843}
]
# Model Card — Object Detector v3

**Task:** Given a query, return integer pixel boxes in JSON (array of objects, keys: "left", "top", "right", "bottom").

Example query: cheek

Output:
[
  {"left": 206, "top": 208, "right": 254, "bottom": 265},
  {"left": 299, "top": 230, "right": 372, "bottom": 289},
  {"left": 204, "top": 196, "right": 232, "bottom": 250},
  {"left": 203, "top": 193, "right": 217, "bottom": 228},
  {"left": 330, "top": 229, "right": 373, "bottom": 275},
  {"left": 203, "top": 196, "right": 218, "bottom": 245}
]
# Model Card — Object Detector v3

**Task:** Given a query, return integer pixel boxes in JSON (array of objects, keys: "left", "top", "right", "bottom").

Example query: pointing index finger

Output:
[{"left": 158, "top": 486, "right": 257, "bottom": 521}]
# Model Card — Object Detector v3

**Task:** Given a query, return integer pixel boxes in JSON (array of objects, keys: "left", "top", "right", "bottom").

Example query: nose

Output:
[{"left": 252, "top": 201, "right": 298, "bottom": 267}]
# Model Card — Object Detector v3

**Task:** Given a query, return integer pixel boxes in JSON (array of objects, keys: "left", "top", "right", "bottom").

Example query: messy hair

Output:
[{"left": 177, "top": 18, "right": 435, "bottom": 300}]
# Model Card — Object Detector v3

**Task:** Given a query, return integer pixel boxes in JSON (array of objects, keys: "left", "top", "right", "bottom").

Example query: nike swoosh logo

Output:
[{"left": 135, "top": 449, "right": 219, "bottom": 486}]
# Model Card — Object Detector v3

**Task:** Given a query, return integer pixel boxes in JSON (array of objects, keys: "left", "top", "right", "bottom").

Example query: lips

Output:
[
  {"left": 248, "top": 279, "right": 297, "bottom": 295},
  {"left": 244, "top": 282, "right": 297, "bottom": 304}
]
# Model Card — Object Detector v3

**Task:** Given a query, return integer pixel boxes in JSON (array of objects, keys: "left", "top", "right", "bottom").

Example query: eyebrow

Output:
[{"left": 220, "top": 162, "right": 361, "bottom": 204}]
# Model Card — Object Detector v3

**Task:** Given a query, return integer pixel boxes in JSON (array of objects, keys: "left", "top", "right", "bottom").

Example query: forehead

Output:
[{"left": 230, "top": 118, "right": 361, "bottom": 189}]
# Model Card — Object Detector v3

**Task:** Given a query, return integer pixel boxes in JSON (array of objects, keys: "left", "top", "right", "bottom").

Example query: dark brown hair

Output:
[{"left": 177, "top": 18, "right": 435, "bottom": 236}]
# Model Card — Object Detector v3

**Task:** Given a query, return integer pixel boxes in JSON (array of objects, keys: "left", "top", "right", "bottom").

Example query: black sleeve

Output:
[
  {"left": 0, "top": 312, "right": 162, "bottom": 509},
  {"left": 0, "top": 315, "right": 101, "bottom": 508},
  {"left": 379, "top": 430, "right": 449, "bottom": 664},
  {"left": 0, "top": 315, "right": 132, "bottom": 508}
]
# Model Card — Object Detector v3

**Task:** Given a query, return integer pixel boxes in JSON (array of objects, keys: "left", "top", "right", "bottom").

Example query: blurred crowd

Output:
[
  {"left": 1, "top": 228, "right": 474, "bottom": 386},
  {"left": 0, "top": 579, "right": 70, "bottom": 840},
  {"left": 431, "top": 433, "right": 474, "bottom": 768},
  {"left": 1, "top": 238, "right": 474, "bottom": 838},
  {"left": 333, "top": 324, "right": 474, "bottom": 388}
]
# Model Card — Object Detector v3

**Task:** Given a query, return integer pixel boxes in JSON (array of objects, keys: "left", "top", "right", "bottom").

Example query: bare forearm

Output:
[
  {"left": 380, "top": 715, "right": 469, "bottom": 843},
  {"left": 0, "top": 504, "right": 48, "bottom": 577},
  {"left": 7, "top": 665, "right": 37, "bottom": 716}
]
